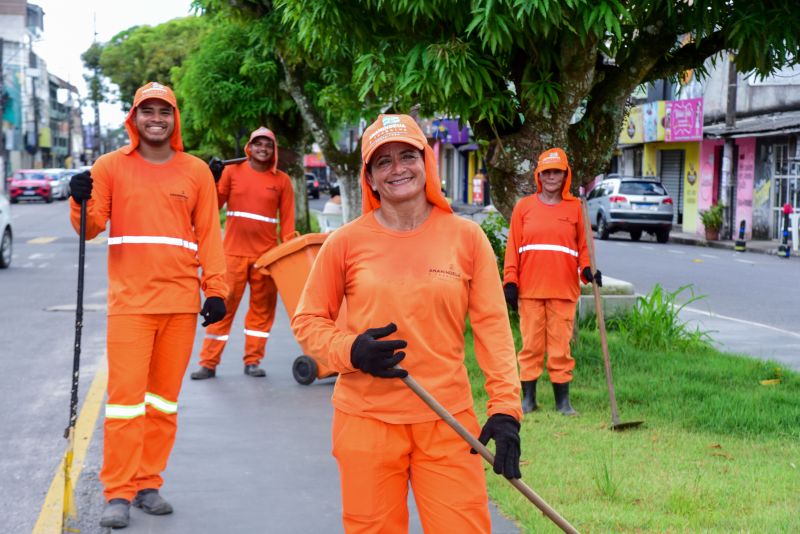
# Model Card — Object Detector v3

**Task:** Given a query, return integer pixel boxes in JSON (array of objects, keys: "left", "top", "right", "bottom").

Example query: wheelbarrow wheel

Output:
[{"left": 293, "top": 355, "right": 318, "bottom": 385}]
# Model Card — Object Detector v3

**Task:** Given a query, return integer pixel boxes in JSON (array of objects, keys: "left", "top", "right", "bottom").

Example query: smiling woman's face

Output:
[{"left": 366, "top": 142, "right": 426, "bottom": 205}]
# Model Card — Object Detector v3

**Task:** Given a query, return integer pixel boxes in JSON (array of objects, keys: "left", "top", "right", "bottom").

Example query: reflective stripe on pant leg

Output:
[
  {"left": 197, "top": 255, "right": 248, "bottom": 369},
  {"left": 332, "top": 409, "right": 411, "bottom": 534},
  {"left": 101, "top": 314, "right": 158, "bottom": 501},
  {"left": 545, "top": 299, "right": 578, "bottom": 384},
  {"left": 518, "top": 298, "right": 547, "bottom": 381},
  {"left": 243, "top": 262, "right": 278, "bottom": 366},
  {"left": 410, "top": 408, "right": 491, "bottom": 534},
  {"left": 133, "top": 313, "right": 197, "bottom": 493}
]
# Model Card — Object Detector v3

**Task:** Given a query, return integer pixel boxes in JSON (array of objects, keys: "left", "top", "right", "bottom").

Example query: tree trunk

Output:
[{"left": 338, "top": 171, "right": 361, "bottom": 223}]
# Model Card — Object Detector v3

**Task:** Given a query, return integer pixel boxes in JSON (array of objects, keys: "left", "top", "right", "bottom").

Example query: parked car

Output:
[
  {"left": 0, "top": 192, "right": 12, "bottom": 268},
  {"left": 586, "top": 176, "right": 673, "bottom": 243},
  {"left": 41, "top": 168, "right": 71, "bottom": 200},
  {"left": 9, "top": 170, "right": 53, "bottom": 204},
  {"left": 305, "top": 173, "right": 320, "bottom": 199}
]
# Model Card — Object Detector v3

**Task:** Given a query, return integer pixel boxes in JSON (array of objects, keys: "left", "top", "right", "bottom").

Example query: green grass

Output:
[{"left": 464, "top": 317, "right": 800, "bottom": 532}]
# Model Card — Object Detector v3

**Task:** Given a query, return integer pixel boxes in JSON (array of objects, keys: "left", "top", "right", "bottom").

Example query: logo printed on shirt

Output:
[
  {"left": 170, "top": 190, "right": 189, "bottom": 200},
  {"left": 428, "top": 263, "right": 462, "bottom": 282}
]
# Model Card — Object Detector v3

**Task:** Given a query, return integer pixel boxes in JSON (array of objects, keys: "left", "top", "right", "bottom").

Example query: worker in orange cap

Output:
[
  {"left": 292, "top": 114, "right": 522, "bottom": 534},
  {"left": 503, "top": 148, "right": 602, "bottom": 416},
  {"left": 190, "top": 126, "right": 295, "bottom": 380},
  {"left": 68, "top": 82, "right": 228, "bottom": 529}
]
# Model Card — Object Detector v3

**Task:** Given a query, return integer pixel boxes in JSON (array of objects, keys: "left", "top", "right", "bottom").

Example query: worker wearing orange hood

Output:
[
  {"left": 292, "top": 114, "right": 521, "bottom": 533},
  {"left": 190, "top": 126, "right": 295, "bottom": 380},
  {"left": 68, "top": 82, "right": 228, "bottom": 529},
  {"left": 503, "top": 148, "right": 602, "bottom": 415}
]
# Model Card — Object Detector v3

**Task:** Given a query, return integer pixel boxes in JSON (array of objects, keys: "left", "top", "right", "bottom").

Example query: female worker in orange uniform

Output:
[
  {"left": 292, "top": 115, "right": 522, "bottom": 534},
  {"left": 191, "top": 127, "right": 295, "bottom": 379},
  {"left": 503, "top": 148, "right": 602, "bottom": 415}
]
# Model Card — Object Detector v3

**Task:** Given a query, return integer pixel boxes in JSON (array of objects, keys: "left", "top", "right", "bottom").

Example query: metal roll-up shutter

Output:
[{"left": 660, "top": 150, "right": 685, "bottom": 224}]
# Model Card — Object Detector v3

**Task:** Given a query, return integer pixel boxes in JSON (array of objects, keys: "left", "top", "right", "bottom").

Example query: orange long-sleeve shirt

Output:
[
  {"left": 217, "top": 162, "right": 295, "bottom": 257},
  {"left": 504, "top": 194, "right": 590, "bottom": 301},
  {"left": 292, "top": 207, "right": 522, "bottom": 424},
  {"left": 70, "top": 150, "right": 228, "bottom": 315}
]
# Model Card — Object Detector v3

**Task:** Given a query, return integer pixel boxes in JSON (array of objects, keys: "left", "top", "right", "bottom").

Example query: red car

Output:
[{"left": 9, "top": 170, "right": 53, "bottom": 204}]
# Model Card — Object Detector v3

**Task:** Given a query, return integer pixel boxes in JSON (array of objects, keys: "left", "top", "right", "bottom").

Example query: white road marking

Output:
[
  {"left": 668, "top": 249, "right": 686, "bottom": 254},
  {"left": 735, "top": 259, "right": 756, "bottom": 265},
  {"left": 28, "top": 253, "right": 55, "bottom": 260},
  {"left": 642, "top": 246, "right": 655, "bottom": 250},
  {"left": 683, "top": 307, "right": 800, "bottom": 340},
  {"left": 701, "top": 253, "right": 718, "bottom": 259},
  {"left": 27, "top": 236, "right": 57, "bottom": 244}
]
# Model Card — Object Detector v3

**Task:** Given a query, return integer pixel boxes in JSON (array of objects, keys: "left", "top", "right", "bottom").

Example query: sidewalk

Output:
[{"left": 73, "top": 297, "right": 521, "bottom": 533}]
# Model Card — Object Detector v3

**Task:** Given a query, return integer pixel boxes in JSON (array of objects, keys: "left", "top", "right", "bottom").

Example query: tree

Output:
[
  {"left": 80, "top": 42, "right": 106, "bottom": 160},
  {"left": 278, "top": 0, "right": 800, "bottom": 218},
  {"left": 98, "top": 17, "right": 210, "bottom": 109}
]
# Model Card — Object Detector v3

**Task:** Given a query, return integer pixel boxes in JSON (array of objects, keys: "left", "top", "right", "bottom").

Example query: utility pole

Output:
[{"left": 720, "top": 53, "right": 738, "bottom": 240}]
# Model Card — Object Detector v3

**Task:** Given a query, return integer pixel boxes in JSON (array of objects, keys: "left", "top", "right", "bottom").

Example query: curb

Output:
[{"left": 668, "top": 234, "right": 782, "bottom": 256}]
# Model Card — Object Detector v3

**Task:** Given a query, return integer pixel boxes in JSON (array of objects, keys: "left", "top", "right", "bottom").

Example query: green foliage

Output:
[
  {"left": 699, "top": 203, "right": 724, "bottom": 231},
  {"left": 478, "top": 212, "right": 509, "bottom": 278},
  {"left": 609, "top": 284, "right": 710, "bottom": 351}
]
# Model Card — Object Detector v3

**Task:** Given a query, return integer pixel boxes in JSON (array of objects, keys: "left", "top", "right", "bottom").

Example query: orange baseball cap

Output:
[
  {"left": 361, "top": 114, "right": 426, "bottom": 165},
  {"left": 132, "top": 82, "right": 178, "bottom": 109},
  {"left": 536, "top": 148, "right": 569, "bottom": 172},
  {"left": 248, "top": 126, "right": 275, "bottom": 144}
]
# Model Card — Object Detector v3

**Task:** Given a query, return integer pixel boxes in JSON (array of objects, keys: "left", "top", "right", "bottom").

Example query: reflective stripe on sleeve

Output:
[
  {"left": 518, "top": 244, "right": 579, "bottom": 257},
  {"left": 145, "top": 392, "right": 178, "bottom": 415},
  {"left": 105, "top": 402, "right": 146, "bottom": 419},
  {"left": 205, "top": 334, "right": 229, "bottom": 341},
  {"left": 108, "top": 235, "right": 198, "bottom": 252},
  {"left": 243, "top": 329, "right": 270, "bottom": 338},
  {"left": 226, "top": 211, "right": 279, "bottom": 224}
]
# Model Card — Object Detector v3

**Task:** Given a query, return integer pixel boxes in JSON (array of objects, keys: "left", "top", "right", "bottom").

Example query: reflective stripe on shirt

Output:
[
  {"left": 518, "top": 244, "right": 578, "bottom": 257},
  {"left": 243, "top": 329, "right": 270, "bottom": 338},
  {"left": 226, "top": 211, "right": 279, "bottom": 224},
  {"left": 105, "top": 402, "right": 146, "bottom": 419},
  {"left": 108, "top": 235, "right": 198, "bottom": 252}
]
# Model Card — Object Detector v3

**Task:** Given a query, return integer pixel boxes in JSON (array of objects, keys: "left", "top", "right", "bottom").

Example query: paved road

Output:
[{"left": 594, "top": 235, "right": 800, "bottom": 369}]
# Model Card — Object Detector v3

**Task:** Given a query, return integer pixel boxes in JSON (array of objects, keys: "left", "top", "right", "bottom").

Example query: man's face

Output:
[
  {"left": 249, "top": 137, "right": 275, "bottom": 165},
  {"left": 133, "top": 99, "right": 175, "bottom": 146}
]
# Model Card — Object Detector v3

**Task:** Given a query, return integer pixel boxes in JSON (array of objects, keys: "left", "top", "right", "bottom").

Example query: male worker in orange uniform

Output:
[
  {"left": 190, "top": 126, "right": 295, "bottom": 379},
  {"left": 503, "top": 148, "right": 601, "bottom": 415},
  {"left": 68, "top": 82, "right": 228, "bottom": 529}
]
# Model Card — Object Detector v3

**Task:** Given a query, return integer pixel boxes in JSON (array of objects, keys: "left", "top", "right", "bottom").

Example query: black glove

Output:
[
  {"left": 350, "top": 322, "right": 408, "bottom": 378},
  {"left": 69, "top": 171, "right": 93, "bottom": 202},
  {"left": 471, "top": 414, "right": 521, "bottom": 479},
  {"left": 200, "top": 297, "right": 227, "bottom": 327},
  {"left": 208, "top": 157, "right": 225, "bottom": 183},
  {"left": 582, "top": 267, "right": 602, "bottom": 287},
  {"left": 503, "top": 283, "right": 518, "bottom": 312}
]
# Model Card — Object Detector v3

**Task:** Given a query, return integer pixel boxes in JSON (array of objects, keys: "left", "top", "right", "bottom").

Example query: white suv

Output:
[
  {"left": 586, "top": 177, "right": 674, "bottom": 243},
  {"left": 0, "top": 191, "right": 12, "bottom": 268}
]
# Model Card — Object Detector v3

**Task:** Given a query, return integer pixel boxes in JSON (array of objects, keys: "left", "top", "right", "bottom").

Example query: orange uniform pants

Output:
[
  {"left": 518, "top": 298, "right": 577, "bottom": 383},
  {"left": 198, "top": 254, "right": 277, "bottom": 369},
  {"left": 332, "top": 408, "right": 491, "bottom": 534},
  {"left": 101, "top": 313, "right": 196, "bottom": 501}
]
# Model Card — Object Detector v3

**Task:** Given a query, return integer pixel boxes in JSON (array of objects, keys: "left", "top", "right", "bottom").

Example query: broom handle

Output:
[
  {"left": 400, "top": 372, "right": 580, "bottom": 534},
  {"left": 579, "top": 198, "right": 621, "bottom": 425}
]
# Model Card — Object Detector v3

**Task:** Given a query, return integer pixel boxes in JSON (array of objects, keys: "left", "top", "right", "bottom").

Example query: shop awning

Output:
[{"left": 704, "top": 110, "right": 800, "bottom": 139}]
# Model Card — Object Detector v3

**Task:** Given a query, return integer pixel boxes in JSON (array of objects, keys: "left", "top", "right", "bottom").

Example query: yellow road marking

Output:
[
  {"left": 33, "top": 364, "right": 108, "bottom": 534},
  {"left": 28, "top": 237, "right": 58, "bottom": 244}
]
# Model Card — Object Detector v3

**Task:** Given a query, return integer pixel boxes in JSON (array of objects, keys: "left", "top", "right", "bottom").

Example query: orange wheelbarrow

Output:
[{"left": 255, "top": 233, "right": 342, "bottom": 385}]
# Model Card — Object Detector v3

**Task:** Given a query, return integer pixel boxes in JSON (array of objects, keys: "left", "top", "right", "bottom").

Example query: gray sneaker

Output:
[
  {"left": 132, "top": 489, "right": 173, "bottom": 515},
  {"left": 99, "top": 498, "right": 130, "bottom": 528}
]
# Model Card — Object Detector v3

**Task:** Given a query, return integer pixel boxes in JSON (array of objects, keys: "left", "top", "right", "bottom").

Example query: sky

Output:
[{"left": 30, "top": 0, "right": 195, "bottom": 128}]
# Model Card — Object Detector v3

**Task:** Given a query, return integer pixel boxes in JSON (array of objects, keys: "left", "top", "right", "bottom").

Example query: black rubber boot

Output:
[
  {"left": 132, "top": 489, "right": 173, "bottom": 515},
  {"left": 521, "top": 380, "right": 538, "bottom": 413},
  {"left": 244, "top": 364, "right": 266, "bottom": 377},
  {"left": 553, "top": 382, "right": 577, "bottom": 416},
  {"left": 190, "top": 366, "right": 216, "bottom": 380},
  {"left": 99, "top": 498, "right": 130, "bottom": 528}
]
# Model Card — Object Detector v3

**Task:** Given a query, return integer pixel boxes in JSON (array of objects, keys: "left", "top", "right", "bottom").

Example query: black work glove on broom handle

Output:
[
  {"left": 471, "top": 414, "right": 522, "bottom": 479},
  {"left": 350, "top": 322, "right": 408, "bottom": 378}
]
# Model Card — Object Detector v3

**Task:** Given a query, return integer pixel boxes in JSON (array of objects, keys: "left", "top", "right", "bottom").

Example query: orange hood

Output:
[
  {"left": 534, "top": 147, "right": 576, "bottom": 200},
  {"left": 121, "top": 82, "right": 183, "bottom": 155},
  {"left": 245, "top": 126, "right": 279, "bottom": 173},
  {"left": 360, "top": 114, "right": 452, "bottom": 214}
]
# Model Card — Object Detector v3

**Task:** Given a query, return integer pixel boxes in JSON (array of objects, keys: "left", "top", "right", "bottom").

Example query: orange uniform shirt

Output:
[
  {"left": 292, "top": 207, "right": 522, "bottom": 424},
  {"left": 504, "top": 195, "right": 590, "bottom": 301},
  {"left": 70, "top": 150, "right": 227, "bottom": 315},
  {"left": 218, "top": 162, "right": 295, "bottom": 257}
]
